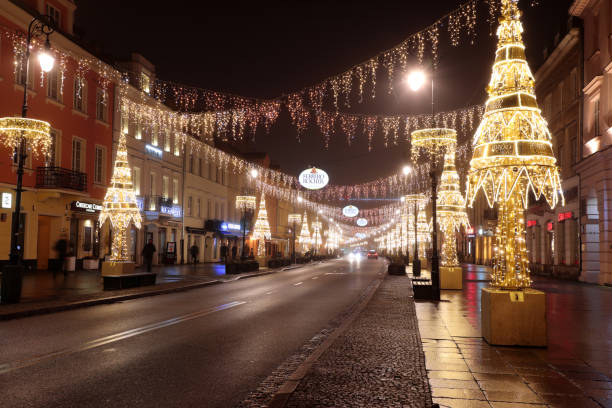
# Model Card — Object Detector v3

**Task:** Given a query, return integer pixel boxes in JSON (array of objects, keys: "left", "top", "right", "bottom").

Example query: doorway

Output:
[{"left": 37, "top": 215, "right": 52, "bottom": 270}]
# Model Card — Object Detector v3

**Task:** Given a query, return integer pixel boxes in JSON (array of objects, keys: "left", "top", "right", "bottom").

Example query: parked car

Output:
[{"left": 367, "top": 250, "right": 378, "bottom": 260}]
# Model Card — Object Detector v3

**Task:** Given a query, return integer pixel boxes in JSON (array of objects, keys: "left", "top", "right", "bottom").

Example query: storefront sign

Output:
[
  {"left": 356, "top": 218, "right": 368, "bottom": 227},
  {"left": 527, "top": 220, "right": 537, "bottom": 228},
  {"left": 558, "top": 211, "right": 573, "bottom": 222},
  {"left": 160, "top": 205, "right": 182, "bottom": 218},
  {"left": 145, "top": 211, "right": 159, "bottom": 220},
  {"left": 342, "top": 205, "right": 359, "bottom": 218},
  {"left": 547, "top": 222, "right": 554, "bottom": 231},
  {"left": 221, "top": 222, "right": 241, "bottom": 232},
  {"left": 136, "top": 197, "right": 144, "bottom": 211},
  {"left": 298, "top": 167, "right": 329, "bottom": 190},
  {"left": 466, "top": 227, "right": 475, "bottom": 237},
  {"left": 1, "top": 192, "right": 11, "bottom": 209},
  {"left": 145, "top": 144, "right": 163, "bottom": 159},
  {"left": 72, "top": 201, "right": 103, "bottom": 213}
]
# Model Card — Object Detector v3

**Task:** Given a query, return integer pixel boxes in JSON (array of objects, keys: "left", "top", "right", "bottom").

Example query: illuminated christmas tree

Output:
[
  {"left": 99, "top": 133, "right": 142, "bottom": 261},
  {"left": 298, "top": 211, "right": 311, "bottom": 252},
  {"left": 416, "top": 206, "right": 430, "bottom": 259},
  {"left": 252, "top": 195, "right": 271, "bottom": 257},
  {"left": 466, "top": 0, "right": 563, "bottom": 289},
  {"left": 437, "top": 151, "right": 470, "bottom": 267},
  {"left": 311, "top": 220, "right": 322, "bottom": 253}
]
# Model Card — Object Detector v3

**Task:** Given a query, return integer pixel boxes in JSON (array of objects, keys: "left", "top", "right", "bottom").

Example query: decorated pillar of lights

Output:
[
  {"left": 252, "top": 195, "right": 271, "bottom": 258},
  {"left": 403, "top": 193, "right": 427, "bottom": 271},
  {"left": 411, "top": 128, "right": 457, "bottom": 299},
  {"left": 466, "top": 0, "right": 563, "bottom": 290},
  {"left": 288, "top": 213, "right": 302, "bottom": 262},
  {"left": 298, "top": 211, "right": 311, "bottom": 253},
  {"left": 416, "top": 206, "right": 431, "bottom": 260},
  {"left": 99, "top": 133, "right": 143, "bottom": 262},
  {"left": 236, "top": 195, "right": 257, "bottom": 258},
  {"left": 311, "top": 220, "right": 323, "bottom": 255},
  {"left": 401, "top": 212, "right": 409, "bottom": 256},
  {"left": 395, "top": 223, "right": 402, "bottom": 255},
  {"left": 437, "top": 151, "right": 471, "bottom": 267}
]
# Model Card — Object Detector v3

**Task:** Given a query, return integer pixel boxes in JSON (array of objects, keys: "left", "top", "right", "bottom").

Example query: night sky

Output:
[{"left": 75, "top": 0, "right": 573, "bottom": 188}]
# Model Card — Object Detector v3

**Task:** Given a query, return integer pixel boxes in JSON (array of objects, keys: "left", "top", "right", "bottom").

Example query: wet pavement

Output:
[
  {"left": 17, "top": 263, "right": 231, "bottom": 303},
  {"left": 416, "top": 264, "right": 612, "bottom": 408}
]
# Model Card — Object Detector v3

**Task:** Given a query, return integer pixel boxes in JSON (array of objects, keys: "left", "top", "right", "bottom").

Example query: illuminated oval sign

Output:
[
  {"left": 342, "top": 205, "right": 359, "bottom": 218},
  {"left": 298, "top": 167, "right": 329, "bottom": 190},
  {"left": 355, "top": 233, "right": 366, "bottom": 239},
  {"left": 356, "top": 218, "right": 368, "bottom": 227}
]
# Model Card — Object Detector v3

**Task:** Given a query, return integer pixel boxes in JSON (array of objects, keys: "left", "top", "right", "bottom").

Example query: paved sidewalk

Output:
[
  {"left": 417, "top": 264, "right": 612, "bottom": 408},
  {"left": 285, "top": 274, "right": 433, "bottom": 407}
]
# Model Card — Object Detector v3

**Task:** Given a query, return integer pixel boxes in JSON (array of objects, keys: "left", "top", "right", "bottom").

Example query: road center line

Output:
[
  {"left": 0, "top": 301, "right": 246, "bottom": 375},
  {"left": 312, "top": 277, "right": 318, "bottom": 280},
  {"left": 294, "top": 282, "right": 303, "bottom": 286}
]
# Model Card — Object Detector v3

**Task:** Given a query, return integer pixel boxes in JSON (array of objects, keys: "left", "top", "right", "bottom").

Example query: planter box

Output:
[
  {"left": 82, "top": 258, "right": 99, "bottom": 270},
  {"left": 65, "top": 256, "right": 76, "bottom": 272},
  {"left": 388, "top": 263, "right": 406, "bottom": 275}
]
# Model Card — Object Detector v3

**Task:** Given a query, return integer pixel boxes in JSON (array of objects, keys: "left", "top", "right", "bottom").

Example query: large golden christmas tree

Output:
[
  {"left": 99, "top": 133, "right": 142, "bottom": 261},
  {"left": 252, "top": 195, "right": 271, "bottom": 257},
  {"left": 466, "top": 0, "right": 563, "bottom": 289}
]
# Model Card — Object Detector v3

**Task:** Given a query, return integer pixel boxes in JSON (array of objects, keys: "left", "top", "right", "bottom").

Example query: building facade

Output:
[
  {"left": 570, "top": 0, "right": 612, "bottom": 285},
  {"left": 528, "top": 22, "right": 582, "bottom": 280},
  {"left": 0, "top": 0, "right": 115, "bottom": 270}
]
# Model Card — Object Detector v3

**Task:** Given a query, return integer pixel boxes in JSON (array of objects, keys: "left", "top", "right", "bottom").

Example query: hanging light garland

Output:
[
  {"left": 0, "top": 117, "right": 51, "bottom": 159},
  {"left": 466, "top": 0, "right": 563, "bottom": 290}
]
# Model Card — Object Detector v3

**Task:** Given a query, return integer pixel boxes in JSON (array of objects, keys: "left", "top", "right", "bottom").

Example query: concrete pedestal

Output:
[
  {"left": 440, "top": 266, "right": 463, "bottom": 290},
  {"left": 481, "top": 287, "right": 547, "bottom": 347},
  {"left": 101, "top": 261, "right": 136, "bottom": 276}
]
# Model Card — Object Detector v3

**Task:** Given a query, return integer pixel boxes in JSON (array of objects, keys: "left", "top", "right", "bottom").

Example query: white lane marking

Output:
[
  {"left": 294, "top": 282, "right": 303, "bottom": 286},
  {"left": 312, "top": 277, "right": 318, "bottom": 280},
  {"left": 0, "top": 301, "right": 246, "bottom": 375},
  {"left": 325, "top": 272, "right": 347, "bottom": 275},
  {"left": 266, "top": 291, "right": 274, "bottom": 295}
]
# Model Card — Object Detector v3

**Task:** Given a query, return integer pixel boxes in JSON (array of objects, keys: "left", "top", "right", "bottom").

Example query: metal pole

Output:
[
  {"left": 241, "top": 209, "right": 246, "bottom": 258},
  {"left": 413, "top": 199, "right": 421, "bottom": 276},
  {"left": 431, "top": 168, "right": 440, "bottom": 300},
  {"left": 292, "top": 221, "right": 296, "bottom": 264}
]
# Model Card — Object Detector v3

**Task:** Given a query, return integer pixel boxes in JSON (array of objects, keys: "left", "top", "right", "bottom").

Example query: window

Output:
[
  {"left": 197, "top": 198, "right": 201, "bottom": 217},
  {"left": 557, "top": 144, "right": 564, "bottom": 170},
  {"left": 94, "top": 146, "right": 105, "bottom": 184},
  {"left": 162, "top": 176, "right": 169, "bottom": 198},
  {"left": 135, "top": 123, "right": 142, "bottom": 140},
  {"left": 207, "top": 199, "right": 212, "bottom": 218},
  {"left": 215, "top": 167, "right": 220, "bottom": 183},
  {"left": 189, "top": 154, "right": 194, "bottom": 173},
  {"left": 47, "top": 4, "right": 61, "bottom": 27},
  {"left": 149, "top": 172, "right": 156, "bottom": 196},
  {"left": 595, "top": 99, "right": 601, "bottom": 136},
  {"left": 544, "top": 94, "right": 552, "bottom": 120},
  {"left": 164, "top": 131, "right": 171, "bottom": 152},
  {"left": 72, "top": 138, "right": 83, "bottom": 172},
  {"left": 198, "top": 158, "right": 203, "bottom": 177},
  {"left": 47, "top": 129, "right": 58, "bottom": 167},
  {"left": 187, "top": 196, "right": 192, "bottom": 216},
  {"left": 174, "top": 137, "right": 180, "bottom": 156},
  {"left": 215, "top": 202, "right": 219, "bottom": 219},
  {"left": 141, "top": 72, "right": 150, "bottom": 94},
  {"left": 208, "top": 162, "right": 213, "bottom": 180},
  {"left": 47, "top": 69, "right": 60, "bottom": 101},
  {"left": 221, "top": 203, "right": 225, "bottom": 220},
  {"left": 73, "top": 77, "right": 86, "bottom": 112},
  {"left": 570, "top": 137, "right": 577, "bottom": 164},
  {"left": 133, "top": 167, "right": 141, "bottom": 195},
  {"left": 172, "top": 178, "right": 178, "bottom": 204},
  {"left": 151, "top": 126, "right": 158, "bottom": 146},
  {"left": 570, "top": 68, "right": 578, "bottom": 100},
  {"left": 15, "top": 56, "right": 34, "bottom": 88},
  {"left": 96, "top": 88, "right": 108, "bottom": 122}
]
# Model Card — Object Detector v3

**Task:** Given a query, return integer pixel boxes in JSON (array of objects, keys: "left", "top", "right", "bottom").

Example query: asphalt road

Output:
[{"left": 0, "top": 257, "right": 384, "bottom": 408}]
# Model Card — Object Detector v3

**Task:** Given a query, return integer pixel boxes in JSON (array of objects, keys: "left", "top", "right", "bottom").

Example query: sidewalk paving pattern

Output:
[
  {"left": 416, "top": 264, "right": 612, "bottom": 408},
  {"left": 285, "top": 274, "right": 433, "bottom": 408}
]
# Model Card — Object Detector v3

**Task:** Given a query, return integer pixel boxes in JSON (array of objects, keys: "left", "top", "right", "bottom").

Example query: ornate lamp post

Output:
[
  {"left": 288, "top": 213, "right": 302, "bottom": 263},
  {"left": 235, "top": 195, "right": 256, "bottom": 258},
  {"left": 0, "top": 16, "right": 55, "bottom": 303},
  {"left": 403, "top": 194, "right": 426, "bottom": 277}
]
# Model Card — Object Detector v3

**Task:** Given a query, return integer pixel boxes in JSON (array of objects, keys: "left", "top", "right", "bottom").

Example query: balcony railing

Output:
[{"left": 36, "top": 167, "right": 87, "bottom": 192}]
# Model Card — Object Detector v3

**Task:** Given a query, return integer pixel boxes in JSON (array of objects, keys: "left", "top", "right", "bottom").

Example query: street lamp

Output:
[
  {"left": 249, "top": 168, "right": 259, "bottom": 179},
  {"left": 288, "top": 213, "right": 302, "bottom": 264},
  {"left": 235, "top": 195, "right": 256, "bottom": 258},
  {"left": 1, "top": 16, "right": 55, "bottom": 304},
  {"left": 402, "top": 165, "right": 412, "bottom": 176}
]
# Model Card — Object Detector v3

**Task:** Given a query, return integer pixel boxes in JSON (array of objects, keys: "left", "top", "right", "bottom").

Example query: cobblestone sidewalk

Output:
[{"left": 285, "top": 274, "right": 433, "bottom": 408}]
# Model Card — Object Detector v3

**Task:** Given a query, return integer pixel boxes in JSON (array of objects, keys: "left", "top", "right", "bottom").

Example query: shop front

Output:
[
  {"left": 136, "top": 198, "right": 182, "bottom": 266},
  {"left": 68, "top": 200, "right": 103, "bottom": 270}
]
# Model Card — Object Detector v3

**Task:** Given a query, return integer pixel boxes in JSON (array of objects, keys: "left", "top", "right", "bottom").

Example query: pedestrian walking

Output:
[
  {"left": 190, "top": 244, "right": 199, "bottom": 265},
  {"left": 142, "top": 239, "right": 156, "bottom": 272},
  {"left": 231, "top": 245, "right": 237, "bottom": 260},
  {"left": 54, "top": 237, "right": 68, "bottom": 277}
]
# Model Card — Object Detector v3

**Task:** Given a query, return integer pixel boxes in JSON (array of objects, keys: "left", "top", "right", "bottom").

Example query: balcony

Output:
[
  {"left": 36, "top": 167, "right": 87, "bottom": 192},
  {"left": 143, "top": 195, "right": 173, "bottom": 211}
]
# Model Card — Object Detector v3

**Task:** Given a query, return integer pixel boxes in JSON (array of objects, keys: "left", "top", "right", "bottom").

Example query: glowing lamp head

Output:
[
  {"left": 249, "top": 169, "right": 259, "bottom": 178},
  {"left": 405, "top": 70, "right": 426, "bottom": 92},
  {"left": 297, "top": 196, "right": 303, "bottom": 203},
  {"left": 402, "top": 165, "right": 412, "bottom": 175},
  {"left": 38, "top": 39, "right": 55, "bottom": 73}
]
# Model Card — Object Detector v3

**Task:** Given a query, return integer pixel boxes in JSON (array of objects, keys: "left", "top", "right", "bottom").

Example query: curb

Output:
[
  {"left": 0, "top": 261, "right": 324, "bottom": 321},
  {"left": 267, "top": 264, "right": 385, "bottom": 408}
]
